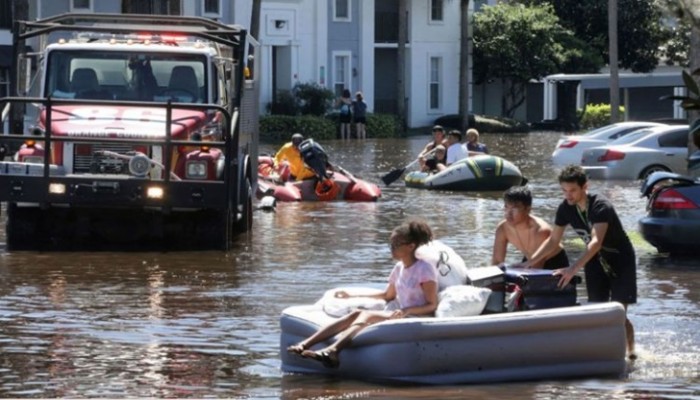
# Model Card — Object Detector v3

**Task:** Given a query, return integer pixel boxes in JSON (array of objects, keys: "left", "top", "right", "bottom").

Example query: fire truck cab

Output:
[{"left": 0, "top": 13, "right": 259, "bottom": 250}]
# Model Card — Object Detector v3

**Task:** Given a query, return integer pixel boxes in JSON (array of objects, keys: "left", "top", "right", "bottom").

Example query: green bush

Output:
[
  {"left": 259, "top": 115, "right": 336, "bottom": 142},
  {"left": 260, "top": 113, "right": 400, "bottom": 142},
  {"left": 266, "top": 89, "right": 298, "bottom": 116},
  {"left": 366, "top": 113, "right": 400, "bottom": 138},
  {"left": 265, "top": 82, "right": 335, "bottom": 117},
  {"left": 578, "top": 103, "right": 625, "bottom": 129},
  {"left": 293, "top": 82, "right": 335, "bottom": 116}
]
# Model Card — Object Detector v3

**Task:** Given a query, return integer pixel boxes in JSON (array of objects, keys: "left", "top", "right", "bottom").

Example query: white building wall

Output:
[
  {"left": 407, "top": 0, "right": 461, "bottom": 128},
  {"left": 258, "top": 0, "right": 323, "bottom": 114}
]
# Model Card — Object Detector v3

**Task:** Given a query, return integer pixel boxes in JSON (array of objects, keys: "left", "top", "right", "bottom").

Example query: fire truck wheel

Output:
[
  {"left": 235, "top": 177, "right": 253, "bottom": 234},
  {"left": 6, "top": 204, "right": 42, "bottom": 251}
]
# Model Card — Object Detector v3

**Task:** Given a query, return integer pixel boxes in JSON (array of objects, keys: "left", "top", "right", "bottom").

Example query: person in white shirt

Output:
[{"left": 445, "top": 130, "right": 468, "bottom": 166}]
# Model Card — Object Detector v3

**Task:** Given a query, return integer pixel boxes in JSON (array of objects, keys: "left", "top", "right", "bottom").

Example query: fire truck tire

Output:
[
  {"left": 235, "top": 177, "right": 253, "bottom": 234},
  {"left": 6, "top": 204, "right": 42, "bottom": 251}
]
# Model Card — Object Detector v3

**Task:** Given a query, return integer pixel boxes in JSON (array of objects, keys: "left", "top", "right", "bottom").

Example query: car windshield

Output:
[
  {"left": 45, "top": 50, "right": 207, "bottom": 103},
  {"left": 608, "top": 128, "right": 654, "bottom": 145}
]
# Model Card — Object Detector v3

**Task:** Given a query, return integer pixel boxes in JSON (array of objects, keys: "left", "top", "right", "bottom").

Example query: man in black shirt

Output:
[{"left": 523, "top": 165, "right": 637, "bottom": 358}]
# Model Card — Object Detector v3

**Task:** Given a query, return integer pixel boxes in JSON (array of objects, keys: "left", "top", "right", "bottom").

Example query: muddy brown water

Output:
[{"left": 0, "top": 132, "right": 698, "bottom": 399}]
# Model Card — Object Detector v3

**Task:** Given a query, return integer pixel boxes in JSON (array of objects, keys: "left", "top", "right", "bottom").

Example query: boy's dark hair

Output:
[
  {"left": 448, "top": 130, "right": 462, "bottom": 141},
  {"left": 558, "top": 164, "right": 588, "bottom": 187},
  {"left": 504, "top": 186, "right": 532, "bottom": 207}
]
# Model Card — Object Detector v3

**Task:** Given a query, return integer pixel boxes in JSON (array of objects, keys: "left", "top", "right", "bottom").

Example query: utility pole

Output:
[
  {"left": 459, "top": 0, "right": 471, "bottom": 131},
  {"left": 689, "top": 25, "right": 700, "bottom": 175},
  {"left": 608, "top": 0, "right": 620, "bottom": 123},
  {"left": 9, "top": 0, "right": 28, "bottom": 136},
  {"left": 397, "top": 0, "right": 407, "bottom": 133},
  {"left": 251, "top": 0, "right": 261, "bottom": 44}
]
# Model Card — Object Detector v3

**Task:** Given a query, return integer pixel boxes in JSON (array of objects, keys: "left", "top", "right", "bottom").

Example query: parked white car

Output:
[
  {"left": 581, "top": 125, "right": 689, "bottom": 180},
  {"left": 551, "top": 121, "right": 666, "bottom": 166}
]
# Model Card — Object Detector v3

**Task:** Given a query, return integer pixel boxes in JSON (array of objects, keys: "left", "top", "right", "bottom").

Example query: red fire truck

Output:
[{"left": 0, "top": 13, "right": 260, "bottom": 250}]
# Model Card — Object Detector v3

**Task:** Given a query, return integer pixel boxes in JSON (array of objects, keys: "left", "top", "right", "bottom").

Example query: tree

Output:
[
  {"left": 473, "top": 3, "right": 592, "bottom": 118},
  {"left": 660, "top": 17, "right": 692, "bottom": 67},
  {"left": 658, "top": 0, "right": 700, "bottom": 173},
  {"left": 519, "top": 0, "right": 667, "bottom": 73}
]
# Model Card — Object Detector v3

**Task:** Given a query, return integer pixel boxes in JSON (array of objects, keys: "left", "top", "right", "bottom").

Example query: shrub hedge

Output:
[
  {"left": 259, "top": 113, "right": 400, "bottom": 142},
  {"left": 578, "top": 103, "right": 625, "bottom": 129}
]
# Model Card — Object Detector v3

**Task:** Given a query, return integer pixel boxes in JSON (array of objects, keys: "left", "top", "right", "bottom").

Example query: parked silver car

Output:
[
  {"left": 581, "top": 125, "right": 689, "bottom": 180},
  {"left": 551, "top": 121, "right": 666, "bottom": 166}
]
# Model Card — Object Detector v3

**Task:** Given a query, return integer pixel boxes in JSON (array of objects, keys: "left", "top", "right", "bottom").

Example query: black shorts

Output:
[
  {"left": 339, "top": 114, "right": 352, "bottom": 123},
  {"left": 520, "top": 249, "right": 569, "bottom": 270},
  {"left": 353, "top": 116, "right": 366, "bottom": 124},
  {"left": 584, "top": 251, "right": 637, "bottom": 305},
  {"left": 542, "top": 249, "right": 569, "bottom": 270}
]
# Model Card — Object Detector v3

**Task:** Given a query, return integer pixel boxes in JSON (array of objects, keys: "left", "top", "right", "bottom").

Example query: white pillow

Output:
[
  {"left": 315, "top": 287, "right": 387, "bottom": 318},
  {"left": 415, "top": 240, "right": 469, "bottom": 291},
  {"left": 436, "top": 285, "right": 492, "bottom": 318}
]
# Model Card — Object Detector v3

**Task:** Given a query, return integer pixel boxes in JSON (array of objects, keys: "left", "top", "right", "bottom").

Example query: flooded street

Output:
[{"left": 1, "top": 131, "right": 699, "bottom": 399}]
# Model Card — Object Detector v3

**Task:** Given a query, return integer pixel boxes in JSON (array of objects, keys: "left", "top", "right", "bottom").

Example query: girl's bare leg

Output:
[
  {"left": 288, "top": 310, "right": 361, "bottom": 353},
  {"left": 304, "top": 310, "right": 391, "bottom": 362}
]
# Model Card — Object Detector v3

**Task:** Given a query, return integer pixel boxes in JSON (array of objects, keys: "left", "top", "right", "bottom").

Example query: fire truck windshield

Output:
[{"left": 45, "top": 50, "right": 208, "bottom": 103}]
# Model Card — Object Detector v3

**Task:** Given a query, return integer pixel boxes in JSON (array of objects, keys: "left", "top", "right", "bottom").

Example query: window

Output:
[
  {"left": 658, "top": 129, "right": 689, "bottom": 148},
  {"left": 123, "top": 0, "right": 180, "bottom": 15},
  {"left": 333, "top": 53, "right": 351, "bottom": 97},
  {"left": 45, "top": 50, "right": 208, "bottom": 103},
  {"left": 71, "top": 0, "right": 93, "bottom": 11},
  {"left": 0, "top": 69, "right": 9, "bottom": 98},
  {"left": 334, "top": 0, "right": 350, "bottom": 21},
  {"left": 429, "top": 56, "right": 441, "bottom": 110},
  {"left": 0, "top": 1, "right": 11, "bottom": 29},
  {"left": 430, "top": 0, "right": 443, "bottom": 22},
  {"left": 203, "top": 0, "right": 221, "bottom": 17}
]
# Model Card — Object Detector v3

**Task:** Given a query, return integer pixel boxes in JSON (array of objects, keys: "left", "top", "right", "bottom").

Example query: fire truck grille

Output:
[{"left": 73, "top": 143, "right": 141, "bottom": 173}]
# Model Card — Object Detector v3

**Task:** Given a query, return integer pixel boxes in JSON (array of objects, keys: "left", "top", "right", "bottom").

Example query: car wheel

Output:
[{"left": 639, "top": 165, "right": 670, "bottom": 180}]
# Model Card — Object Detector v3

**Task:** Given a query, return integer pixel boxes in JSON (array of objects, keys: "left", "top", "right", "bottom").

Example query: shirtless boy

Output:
[{"left": 491, "top": 186, "right": 569, "bottom": 269}]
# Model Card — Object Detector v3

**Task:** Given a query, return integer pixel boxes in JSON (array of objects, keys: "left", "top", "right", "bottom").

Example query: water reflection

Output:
[{"left": 0, "top": 132, "right": 698, "bottom": 398}]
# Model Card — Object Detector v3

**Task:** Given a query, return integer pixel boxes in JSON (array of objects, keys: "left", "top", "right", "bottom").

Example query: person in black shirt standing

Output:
[{"left": 522, "top": 164, "right": 637, "bottom": 359}]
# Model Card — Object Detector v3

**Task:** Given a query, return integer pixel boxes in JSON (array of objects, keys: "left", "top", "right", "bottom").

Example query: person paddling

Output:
[{"left": 419, "top": 125, "right": 446, "bottom": 158}]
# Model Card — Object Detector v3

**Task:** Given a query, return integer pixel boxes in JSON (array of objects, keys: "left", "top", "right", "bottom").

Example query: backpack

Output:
[{"left": 340, "top": 102, "right": 350, "bottom": 116}]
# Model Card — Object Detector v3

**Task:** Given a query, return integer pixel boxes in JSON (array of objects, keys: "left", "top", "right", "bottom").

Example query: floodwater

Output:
[{"left": 1, "top": 132, "right": 699, "bottom": 399}]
